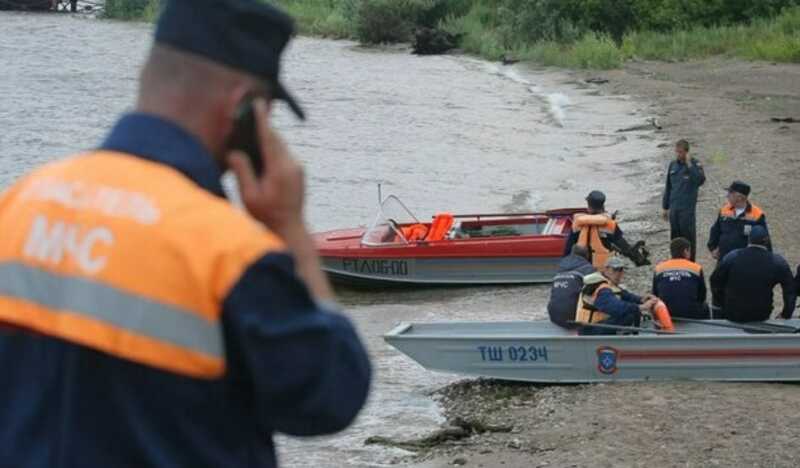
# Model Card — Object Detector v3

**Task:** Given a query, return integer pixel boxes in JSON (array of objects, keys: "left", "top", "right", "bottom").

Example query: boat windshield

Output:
[{"left": 361, "top": 195, "right": 420, "bottom": 246}]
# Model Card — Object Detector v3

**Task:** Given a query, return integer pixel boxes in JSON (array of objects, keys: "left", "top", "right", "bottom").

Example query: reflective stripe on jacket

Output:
[
  {"left": 707, "top": 202, "right": 769, "bottom": 258},
  {"left": 652, "top": 258, "right": 707, "bottom": 319},
  {"left": 0, "top": 152, "right": 284, "bottom": 379}
]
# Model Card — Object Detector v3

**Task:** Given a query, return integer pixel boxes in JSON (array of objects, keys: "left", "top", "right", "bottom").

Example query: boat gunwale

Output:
[{"left": 383, "top": 321, "right": 800, "bottom": 340}]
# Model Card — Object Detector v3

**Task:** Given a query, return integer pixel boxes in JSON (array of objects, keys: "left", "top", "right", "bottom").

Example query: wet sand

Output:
[{"left": 405, "top": 58, "right": 800, "bottom": 468}]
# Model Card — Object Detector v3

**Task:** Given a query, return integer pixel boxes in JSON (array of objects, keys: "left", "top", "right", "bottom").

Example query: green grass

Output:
[
  {"left": 271, "top": 0, "right": 356, "bottom": 39},
  {"left": 512, "top": 34, "right": 623, "bottom": 70},
  {"left": 102, "top": 1, "right": 800, "bottom": 69},
  {"left": 440, "top": 2, "right": 505, "bottom": 59},
  {"left": 104, "top": 0, "right": 160, "bottom": 21},
  {"left": 622, "top": 7, "right": 800, "bottom": 62}
]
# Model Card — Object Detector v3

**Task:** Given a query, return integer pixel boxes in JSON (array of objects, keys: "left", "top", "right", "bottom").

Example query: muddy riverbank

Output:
[{"left": 402, "top": 58, "right": 800, "bottom": 468}]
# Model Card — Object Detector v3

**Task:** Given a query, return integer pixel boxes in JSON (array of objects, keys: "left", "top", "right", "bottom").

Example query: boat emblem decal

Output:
[{"left": 597, "top": 346, "right": 619, "bottom": 374}]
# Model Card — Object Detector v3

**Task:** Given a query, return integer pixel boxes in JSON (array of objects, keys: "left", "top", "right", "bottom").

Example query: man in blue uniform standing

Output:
[
  {"left": 0, "top": 2, "right": 371, "bottom": 468},
  {"left": 707, "top": 180, "right": 769, "bottom": 314},
  {"left": 662, "top": 139, "right": 705, "bottom": 261},
  {"left": 707, "top": 180, "right": 770, "bottom": 261},
  {"left": 710, "top": 226, "right": 795, "bottom": 321}
]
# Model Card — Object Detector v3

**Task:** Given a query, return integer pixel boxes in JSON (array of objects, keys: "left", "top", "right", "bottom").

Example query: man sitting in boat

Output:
[
  {"left": 576, "top": 257, "right": 658, "bottom": 335},
  {"left": 795, "top": 265, "right": 799, "bottom": 296},
  {"left": 710, "top": 226, "right": 796, "bottom": 321},
  {"left": 652, "top": 237, "right": 710, "bottom": 319},
  {"left": 563, "top": 190, "right": 650, "bottom": 269},
  {"left": 548, "top": 245, "right": 596, "bottom": 328}
]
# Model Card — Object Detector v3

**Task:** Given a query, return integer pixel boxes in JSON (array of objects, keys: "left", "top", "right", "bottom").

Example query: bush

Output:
[
  {"left": 273, "top": 0, "right": 358, "bottom": 38},
  {"left": 104, "top": 0, "right": 160, "bottom": 21},
  {"left": 572, "top": 33, "right": 623, "bottom": 69},
  {"left": 354, "top": 0, "right": 420, "bottom": 43}
]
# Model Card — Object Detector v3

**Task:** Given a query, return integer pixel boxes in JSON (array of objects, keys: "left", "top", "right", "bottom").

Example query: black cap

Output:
[
  {"left": 749, "top": 225, "right": 769, "bottom": 245},
  {"left": 155, "top": 0, "right": 305, "bottom": 120},
  {"left": 586, "top": 190, "right": 606, "bottom": 209},
  {"left": 726, "top": 180, "right": 751, "bottom": 197}
]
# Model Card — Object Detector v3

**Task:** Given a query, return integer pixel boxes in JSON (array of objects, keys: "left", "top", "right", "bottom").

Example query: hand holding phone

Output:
[
  {"left": 226, "top": 98, "right": 304, "bottom": 231},
  {"left": 227, "top": 97, "right": 265, "bottom": 177}
]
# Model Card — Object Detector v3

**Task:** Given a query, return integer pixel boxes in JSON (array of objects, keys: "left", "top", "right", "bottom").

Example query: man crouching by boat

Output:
[
  {"left": 548, "top": 245, "right": 596, "bottom": 328},
  {"left": 576, "top": 257, "right": 658, "bottom": 335},
  {"left": 563, "top": 190, "right": 650, "bottom": 269},
  {"left": 710, "top": 226, "right": 796, "bottom": 321}
]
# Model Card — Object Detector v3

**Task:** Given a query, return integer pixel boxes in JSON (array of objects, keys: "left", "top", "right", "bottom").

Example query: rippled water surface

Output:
[{"left": 0, "top": 11, "right": 666, "bottom": 467}]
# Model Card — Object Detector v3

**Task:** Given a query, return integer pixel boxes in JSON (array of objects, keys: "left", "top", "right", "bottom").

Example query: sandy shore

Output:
[{"left": 400, "top": 58, "right": 800, "bottom": 468}]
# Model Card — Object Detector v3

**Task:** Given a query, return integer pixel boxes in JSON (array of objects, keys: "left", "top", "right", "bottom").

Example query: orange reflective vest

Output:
[
  {"left": 426, "top": 212, "right": 454, "bottom": 241},
  {"left": 401, "top": 223, "right": 428, "bottom": 242},
  {"left": 572, "top": 213, "right": 618, "bottom": 268},
  {"left": 575, "top": 281, "right": 622, "bottom": 324},
  {"left": 654, "top": 258, "right": 703, "bottom": 276},
  {"left": 0, "top": 151, "right": 284, "bottom": 379},
  {"left": 719, "top": 202, "right": 764, "bottom": 222}
]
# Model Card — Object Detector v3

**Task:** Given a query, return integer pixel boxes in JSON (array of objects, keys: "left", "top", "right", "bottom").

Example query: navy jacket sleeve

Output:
[
  {"left": 708, "top": 214, "right": 721, "bottom": 251},
  {"left": 662, "top": 162, "right": 672, "bottom": 210},
  {"left": 795, "top": 265, "right": 800, "bottom": 295},
  {"left": 698, "top": 269, "right": 707, "bottom": 304},
  {"left": 689, "top": 158, "right": 705, "bottom": 187},
  {"left": 774, "top": 255, "right": 797, "bottom": 319},
  {"left": 619, "top": 289, "right": 642, "bottom": 305},
  {"left": 652, "top": 273, "right": 659, "bottom": 297},
  {"left": 563, "top": 231, "right": 578, "bottom": 257},
  {"left": 222, "top": 253, "right": 371, "bottom": 436},
  {"left": 758, "top": 214, "right": 773, "bottom": 252},
  {"left": 595, "top": 288, "right": 641, "bottom": 319},
  {"left": 710, "top": 251, "right": 735, "bottom": 292}
]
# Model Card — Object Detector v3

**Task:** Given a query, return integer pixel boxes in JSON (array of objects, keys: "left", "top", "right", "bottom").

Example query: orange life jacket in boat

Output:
[
  {"left": 572, "top": 213, "right": 618, "bottom": 268},
  {"left": 575, "top": 280, "right": 621, "bottom": 324},
  {"left": 402, "top": 223, "right": 428, "bottom": 242},
  {"left": 653, "top": 300, "right": 674, "bottom": 331},
  {"left": 425, "top": 213, "right": 454, "bottom": 241}
]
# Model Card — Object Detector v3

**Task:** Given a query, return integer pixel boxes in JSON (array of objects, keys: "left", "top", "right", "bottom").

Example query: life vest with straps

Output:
[
  {"left": 425, "top": 213, "right": 454, "bottom": 241},
  {"left": 401, "top": 223, "right": 428, "bottom": 242},
  {"left": 572, "top": 213, "right": 618, "bottom": 268},
  {"left": 0, "top": 151, "right": 284, "bottom": 379},
  {"left": 575, "top": 279, "right": 623, "bottom": 324}
]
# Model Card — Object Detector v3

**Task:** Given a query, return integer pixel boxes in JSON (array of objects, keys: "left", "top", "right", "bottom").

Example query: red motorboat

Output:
[{"left": 313, "top": 195, "right": 585, "bottom": 287}]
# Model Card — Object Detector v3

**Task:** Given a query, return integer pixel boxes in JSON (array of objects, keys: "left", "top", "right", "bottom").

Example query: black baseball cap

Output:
[
  {"left": 586, "top": 190, "right": 606, "bottom": 209},
  {"left": 154, "top": 0, "right": 305, "bottom": 120},
  {"left": 726, "top": 181, "right": 751, "bottom": 197}
]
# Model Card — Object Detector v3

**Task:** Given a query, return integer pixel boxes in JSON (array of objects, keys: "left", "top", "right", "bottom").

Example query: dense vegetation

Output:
[
  {"left": 104, "top": 0, "right": 161, "bottom": 21},
  {"left": 104, "top": 0, "right": 800, "bottom": 69}
]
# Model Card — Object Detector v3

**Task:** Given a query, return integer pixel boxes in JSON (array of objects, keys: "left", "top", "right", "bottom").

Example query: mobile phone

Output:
[{"left": 227, "top": 97, "right": 264, "bottom": 177}]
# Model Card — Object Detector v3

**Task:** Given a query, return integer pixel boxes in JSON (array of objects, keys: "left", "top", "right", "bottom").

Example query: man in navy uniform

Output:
[
  {"left": 662, "top": 139, "right": 705, "bottom": 261},
  {"left": 710, "top": 226, "right": 796, "bottom": 322},
  {"left": 0, "top": 1, "right": 371, "bottom": 467},
  {"left": 652, "top": 237, "right": 709, "bottom": 319},
  {"left": 547, "top": 245, "right": 596, "bottom": 328},
  {"left": 708, "top": 180, "right": 769, "bottom": 261}
]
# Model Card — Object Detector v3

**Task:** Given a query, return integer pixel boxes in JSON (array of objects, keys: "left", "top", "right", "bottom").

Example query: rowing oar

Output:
[
  {"left": 567, "top": 321, "right": 680, "bottom": 335},
  {"left": 671, "top": 317, "right": 800, "bottom": 334}
]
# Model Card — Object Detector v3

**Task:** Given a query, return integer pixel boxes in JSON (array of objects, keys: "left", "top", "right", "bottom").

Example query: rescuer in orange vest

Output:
[
  {"left": 563, "top": 190, "right": 650, "bottom": 269},
  {"left": 652, "top": 237, "right": 709, "bottom": 319},
  {"left": 576, "top": 257, "right": 658, "bottom": 335},
  {"left": 0, "top": 2, "right": 371, "bottom": 467}
]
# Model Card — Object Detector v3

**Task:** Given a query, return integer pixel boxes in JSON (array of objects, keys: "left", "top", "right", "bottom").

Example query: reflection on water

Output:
[{"left": 0, "top": 11, "right": 666, "bottom": 467}]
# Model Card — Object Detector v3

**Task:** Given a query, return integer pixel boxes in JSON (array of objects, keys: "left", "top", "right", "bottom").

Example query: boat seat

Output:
[{"left": 425, "top": 213, "right": 454, "bottom": 241}]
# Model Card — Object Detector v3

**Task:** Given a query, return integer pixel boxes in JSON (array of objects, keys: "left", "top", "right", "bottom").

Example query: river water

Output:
[{"left": 0, "top": 11, "right": 667, "bottom": 467}]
